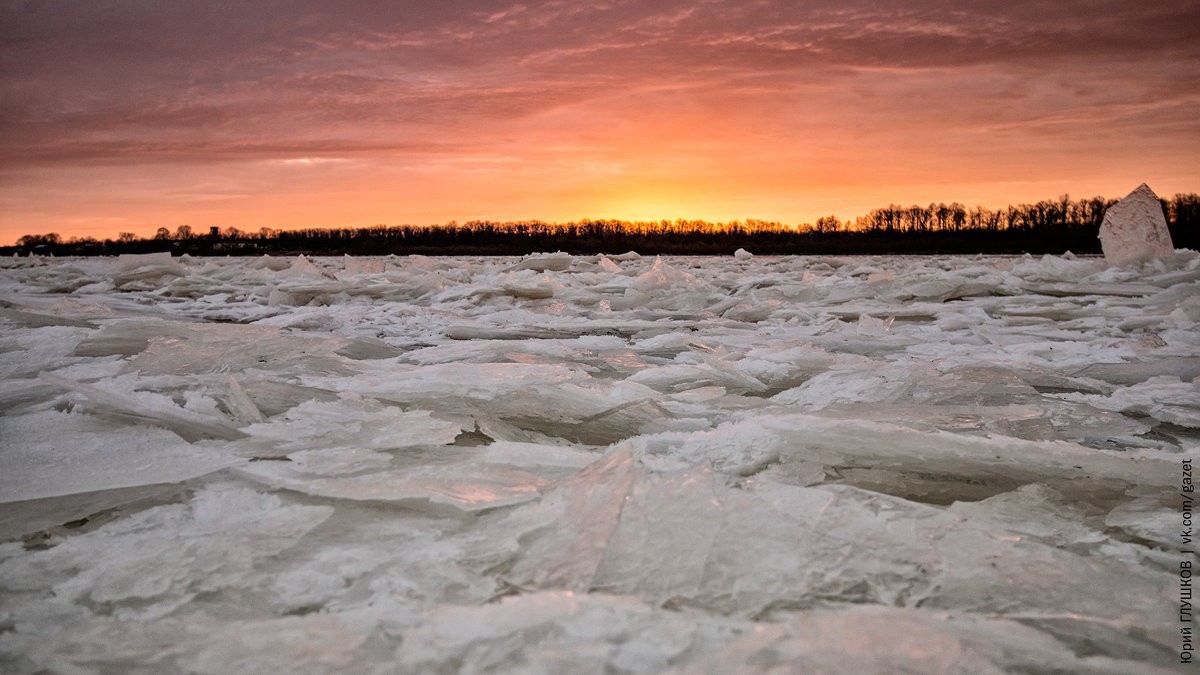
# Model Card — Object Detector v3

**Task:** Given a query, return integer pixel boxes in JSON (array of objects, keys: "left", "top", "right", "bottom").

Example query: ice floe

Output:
[{"left": 0, "top": 250, "right": 1196, "bottom": 672}]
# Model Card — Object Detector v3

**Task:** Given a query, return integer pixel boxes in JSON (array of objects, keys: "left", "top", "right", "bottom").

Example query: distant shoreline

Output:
[
  {"left": 1, "top": 228, "right": 1187, "bottom": 258},
  {"left": 7, "top": 192, "right": 1197, "bottom": 257}
]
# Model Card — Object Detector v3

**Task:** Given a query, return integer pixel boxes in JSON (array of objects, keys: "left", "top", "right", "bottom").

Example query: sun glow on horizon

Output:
[{"left": 1, "top": 2, "right": 1197, "bottom": 246}]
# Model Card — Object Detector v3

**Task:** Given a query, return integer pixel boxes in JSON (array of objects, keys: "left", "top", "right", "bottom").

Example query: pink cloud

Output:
[{"left": 1, "top": 0, "right": 1197, "bottom": 242}]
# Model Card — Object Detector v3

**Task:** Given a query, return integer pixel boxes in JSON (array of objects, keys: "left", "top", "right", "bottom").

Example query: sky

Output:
[{"left": 2, "top": 0, "right": 1198, "bottom": 244}]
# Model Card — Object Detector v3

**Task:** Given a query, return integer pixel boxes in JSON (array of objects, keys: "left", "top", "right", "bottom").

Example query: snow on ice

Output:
[{"left": 1, "top": 248, "right": 1198, "bottom": 673}]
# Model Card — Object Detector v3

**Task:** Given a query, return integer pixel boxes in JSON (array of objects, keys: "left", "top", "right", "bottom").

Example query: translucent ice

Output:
[
  {"left": 240, "top": 460, "right": 548, "bottom": 512},
  {"left": 39, "top": 373, "right": 246, "bottom": 442},
  {"left": 1, "top": 607, "right": 393, "bottom": 674},
  {"left": 508, "top": 251, "right": 573, "bottom": 272},
  {"left": 0, "top": 411, "right": 241, "bottom": 503},
  {"left": 1060, "top": 376, "right": 1200, "bottom": 428},
  {"left": 598, "top": 256, "right": 624, "bottom": 273},
  {"left": 0, "top": 484, "right": 332, "bottom": 618},
  {"left": 491, "top": 448, "right": 1174, "bottom": 660},
  {"left": 240, "top": 399, "right": 462, "bottom": 452},
  {"left": 619, "top": 257, "right": 720, "bottom": 310},
  {"left": 302, "top": 361, "right": 663, "bottom": 444},
  {"left": 627, "top": 357, "right": 768, "bottom": 394},
  {"left": 630, "top": 412, "right": 1179, "bottom": 504},
  {"left": 395, "top": 591, "right": 737, "bottom": 673},
  {"left": 341, "top": 255, "right": 385, "bottom": 276},
  {"left": 2, "top": 251, "right": 1196, "bottom": 672},
  {"left": 855, "top": 312, "right": 894, "bottom": 335},
  {"left": 683, "top": 605, "right": 1174, "bottom": 674},
  {"left": 110, "top": 252, "right": 185, "bottom": 290}
]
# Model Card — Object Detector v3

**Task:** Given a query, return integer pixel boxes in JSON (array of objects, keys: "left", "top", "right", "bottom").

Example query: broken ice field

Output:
[{"left": 1, "top": 248, "right": 1198, "bottom": 672}]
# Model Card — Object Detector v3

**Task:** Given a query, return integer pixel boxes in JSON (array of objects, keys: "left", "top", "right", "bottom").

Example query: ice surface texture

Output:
[
  {"left": 1, "top": 250, "right": 1198, "bottom": 673},
  {"left": 1100, "top": 183, "right": 1176, "bottom": 265}
]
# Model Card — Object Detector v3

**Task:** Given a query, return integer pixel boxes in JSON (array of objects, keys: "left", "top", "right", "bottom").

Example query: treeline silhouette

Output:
[{"left": 9, "top": 193, "right": 1199, "bottom": 257}]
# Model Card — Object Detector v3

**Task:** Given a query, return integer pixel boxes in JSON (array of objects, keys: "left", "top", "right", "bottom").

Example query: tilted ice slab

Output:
[
  {"left": 239, "top": 399, "right": 463, "bottom": 453},
  {"left": 395, "top": 591, "right": 736, "bottom": 673},
  {"left": 11, "top": 590, "right": 1163, "bottom": 674},
  {"left": 302, "top": 361, "right": 666, "bottom": 444},
  {"left": 0, "top": 411, "right": 241, "bottom": 504},
  {"left": 236, "top": 436, "right": 551, "bottom": 513},
  {"left": 76, "top": 317, "right": 395, "bottom": 375},
  {"left": 611, "top": 257, "right": 724, "bottom": 311},
  {"left": 3, "top": 250, "right": 1199, "bottom": 672},
  {"left": 109, "top": 252, "right": 186, "bottom": 291},
  {"left": 677, "top": 604, "right": 1176, "bottom": 675},
  {"left": 1099, "top": 183, "right": 1175, "bottom": 265},
  {"left": 1057, "top": 376, "right": 1200, "bottom": 428},
  {"left": 627, "top": 352, "right": 769, "bottom": 394},
  {"left": 504, "top": 251, "right": 575, "bottom": 272},
  {"left": 486, "top": 448, "right": 1176, "bottom": 661},
  {"left": 7, "top": 612, "right": 386, "bottom": 675},
  {"left": 628, "top": 412, "right": 1184, "bottom": 504},
  {"left": 0, "top": 484, "right": 332, "bottom": 620},
  {"left": 38, "top": 373, "right": 247, "bottom": 442},
  {"left": 239, "top": 462, "right": 549, "bottom": 513},
  {"left": 395, "top": 591, "right": 1167, "bottom": 675}
]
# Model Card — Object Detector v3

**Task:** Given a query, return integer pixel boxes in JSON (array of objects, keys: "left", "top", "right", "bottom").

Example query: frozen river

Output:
[{"left": 2, "top": 250, "right": 1198, "bottom": 672}]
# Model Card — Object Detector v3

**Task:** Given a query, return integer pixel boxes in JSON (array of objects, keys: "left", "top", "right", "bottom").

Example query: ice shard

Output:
[
  {"left": 0, "top": 411, "right": 241, "bottom": 503},
  {"left": 490, "top": 447, "right": 1175, "bottom": 660},
  {"left": 1099, "top": 183, "right": 1175, "bottom": 265},
  {"left": 2, "top": 250, "right": 1197, "bottom": 672}
]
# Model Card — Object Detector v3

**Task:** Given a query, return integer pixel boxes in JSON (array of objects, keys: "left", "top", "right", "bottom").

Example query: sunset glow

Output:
[{"left": 2, "top": 1, "right": 1198, "bottom": 244}]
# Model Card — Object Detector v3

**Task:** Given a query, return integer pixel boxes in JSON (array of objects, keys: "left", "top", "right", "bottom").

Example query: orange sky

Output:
[{"left": 2, "top": 1, "right": 1198, "bottom": 245}]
